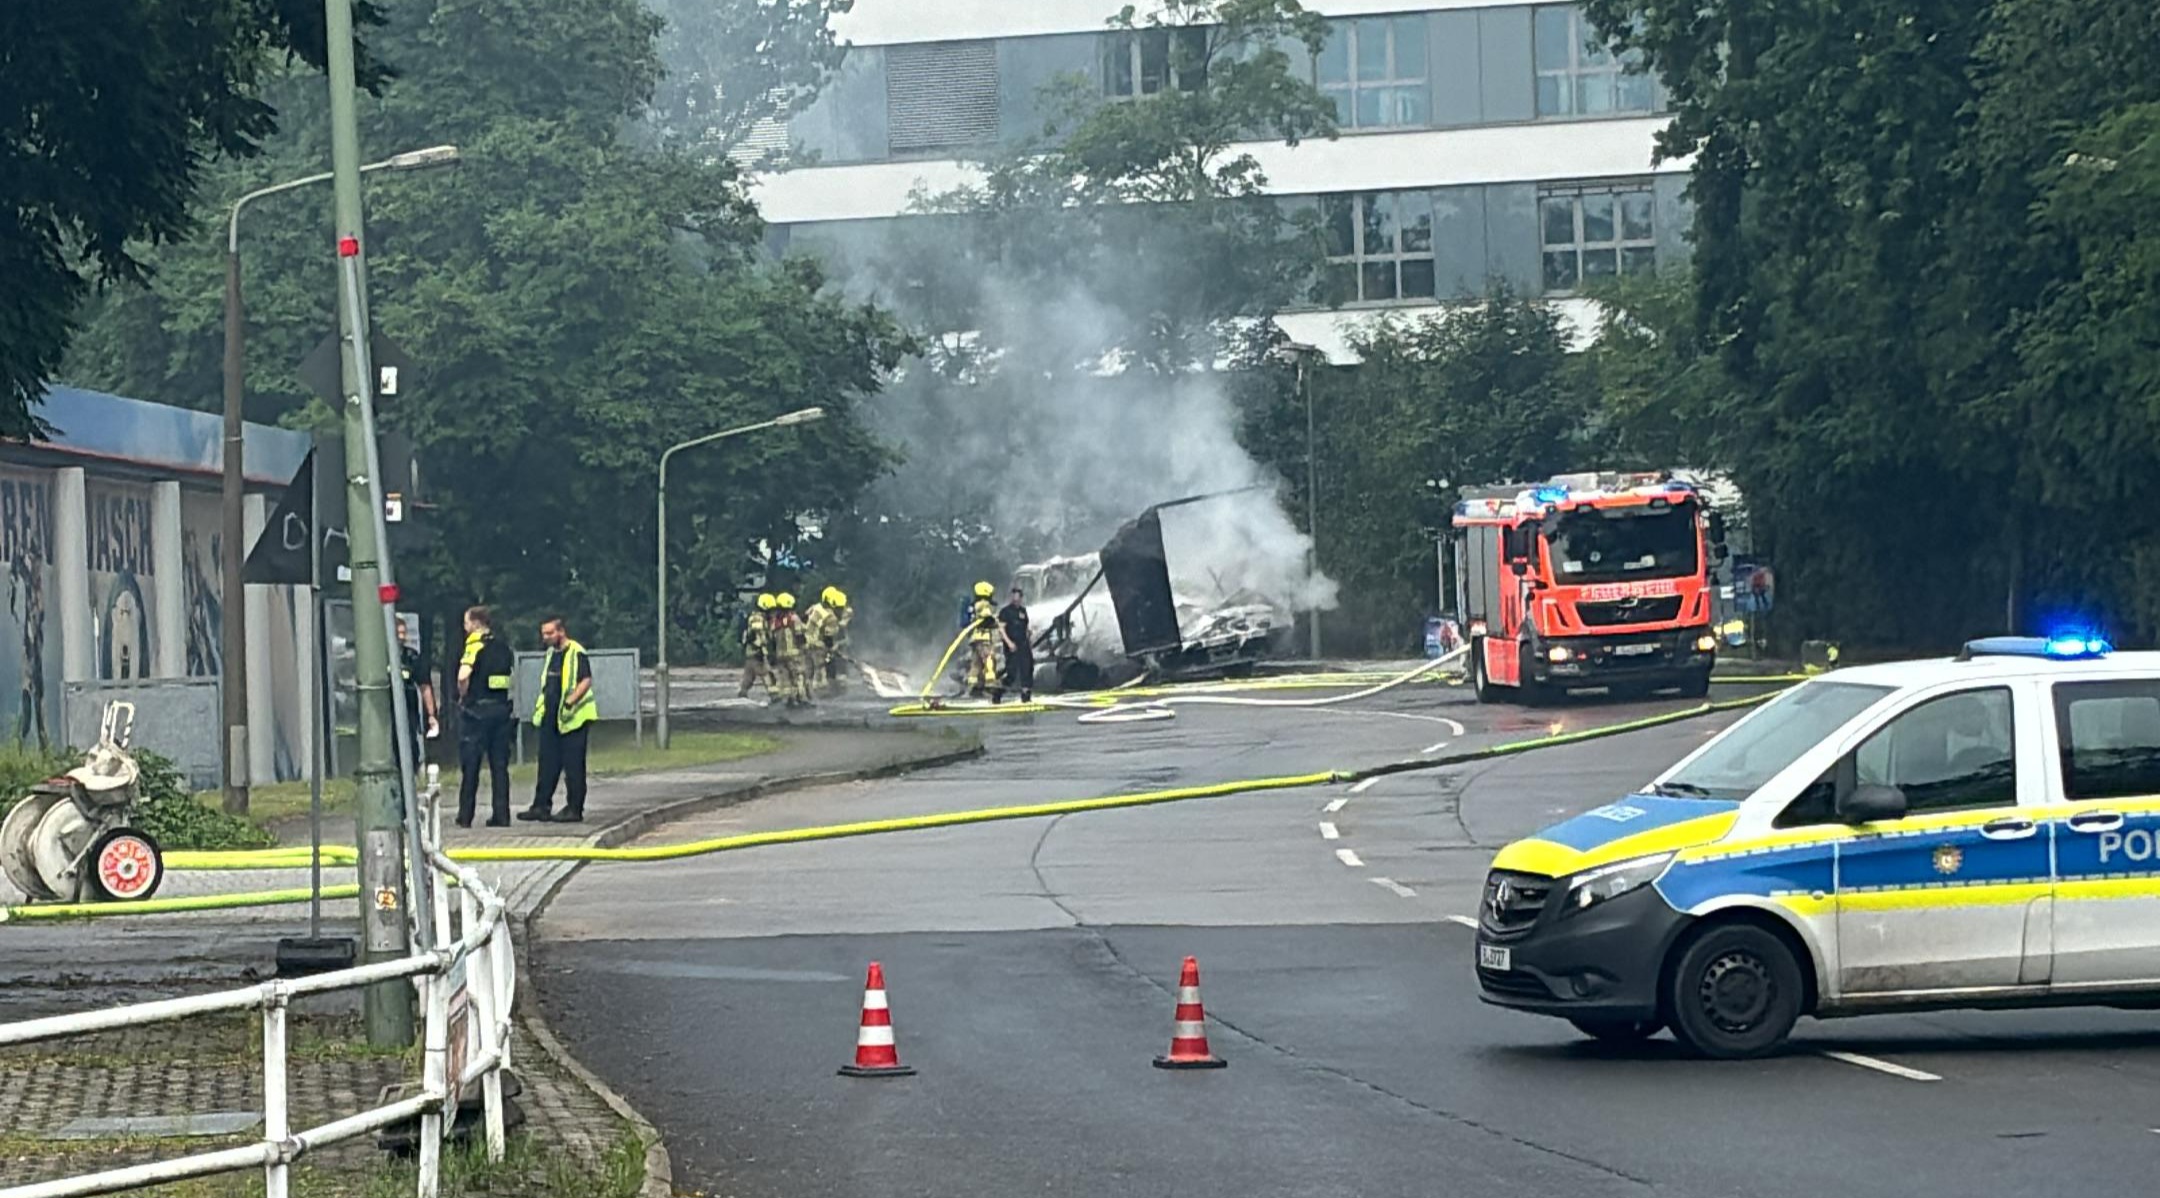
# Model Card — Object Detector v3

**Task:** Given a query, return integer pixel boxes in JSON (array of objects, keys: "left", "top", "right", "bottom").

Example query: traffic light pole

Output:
[{"left": 324, "top": 0, "right": 425, "bottom": 1047}]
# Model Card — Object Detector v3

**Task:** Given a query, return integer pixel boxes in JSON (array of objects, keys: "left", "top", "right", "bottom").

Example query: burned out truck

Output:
[{"left": 1014, "top": 491, "right": 1288, "bottom": 691}]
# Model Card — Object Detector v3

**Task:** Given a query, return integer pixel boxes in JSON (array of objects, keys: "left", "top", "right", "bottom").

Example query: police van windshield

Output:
[
  {"left": 1545, "top": 504, "right": 1699, "bottom": 585},
  {"left": 1654, "top": 681, "right": 1895, "bottom": 801}
]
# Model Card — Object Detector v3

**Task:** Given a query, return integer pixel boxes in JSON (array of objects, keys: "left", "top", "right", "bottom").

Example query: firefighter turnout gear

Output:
[
  {"left": 772, "top": 594, "right": 813, "bottom": 707},
  {"left": 966, "top": 592, "right": 1000, "bottom": 697},
  {"left": 804, "top": 595, "right": 841, "bottom": 696},
  {"left": 739, "top": 601, "right": 773, "bottom": 700}
]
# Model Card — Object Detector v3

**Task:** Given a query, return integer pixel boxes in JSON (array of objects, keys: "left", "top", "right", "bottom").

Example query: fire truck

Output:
[{"left": 1449, "top": 472, "right": 1720, "bottom": 703}]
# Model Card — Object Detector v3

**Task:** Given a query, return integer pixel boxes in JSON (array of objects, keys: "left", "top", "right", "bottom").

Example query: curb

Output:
[{"left": 509, "top": 733, "right": 985, "bottom": 1198}]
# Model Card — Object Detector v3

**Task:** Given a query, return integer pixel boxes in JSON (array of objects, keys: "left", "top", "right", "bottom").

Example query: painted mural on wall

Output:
[
  {"left": 0, "top": 467, "right": 63, "bottom": 748},
  {"left": 181, "top": 489, "right": 224, "bottom": 678},
  {"left": 87, "top": 479, "right": 156, "bottom": 681}
]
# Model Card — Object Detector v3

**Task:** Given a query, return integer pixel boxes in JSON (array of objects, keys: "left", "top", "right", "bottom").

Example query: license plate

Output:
[
  {"left": 1613, "top": 643, "right": 1657, "bottom": 656},
  {"left": 1478, "top": 944, "right": 1511, "bottom": 971}
]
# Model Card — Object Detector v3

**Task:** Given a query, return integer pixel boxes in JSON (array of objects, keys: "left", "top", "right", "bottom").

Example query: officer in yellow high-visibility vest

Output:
[
  {"left": 454, "top": 605, "right": 515, "bottom": 828},
  {"left": 520, "top": 614, "right": 597, "bottom": 824}
]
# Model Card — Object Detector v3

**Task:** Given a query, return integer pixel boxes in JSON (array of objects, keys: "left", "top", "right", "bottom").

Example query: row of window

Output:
[
  {"left": 885, "top": 6, "right": 1658, "bottom": 154},
  {"left": 1315, "top": 183, "right": 1660, "bottom": 304}
]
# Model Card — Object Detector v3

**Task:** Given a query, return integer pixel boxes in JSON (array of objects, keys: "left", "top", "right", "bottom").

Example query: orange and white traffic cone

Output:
[
  {"left": 1153, "top": 955, "right": 1227, "bottom": 1070},
  {"left": 839, "top": 962, "right": 916, "bottom": 1078}
]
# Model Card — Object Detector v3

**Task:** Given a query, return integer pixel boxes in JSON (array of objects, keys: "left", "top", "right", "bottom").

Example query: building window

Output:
[
  {"left": 1539, "top": 184, "right": 1656, "bottom": 292},
  {"left": 1315, "top": 16, "right": 1428, "bottom": 129},
  {"left": 887, "top": 41, "right": 1000, "bottom": 152},
  {"left": 1321, "top": 191, "right": 1435, "bottom": 303},
  {"left": 1533, "top": 6, "right": 1654, "bottom": 117},
  {"left": 1104, "top": 28, "right": 1208, "bottom": 98}
]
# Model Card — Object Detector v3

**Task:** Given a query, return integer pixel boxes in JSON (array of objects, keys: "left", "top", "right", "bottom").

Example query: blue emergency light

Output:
[
  {"left": 1959, "top": 634, "right": 2113, "bottom": 661},
  {"left": 1530, "top": 486, "right": 1569, "bottom": 505}
]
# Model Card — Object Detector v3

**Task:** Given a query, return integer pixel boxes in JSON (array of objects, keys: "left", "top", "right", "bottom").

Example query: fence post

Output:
[
  {"left": 465, "top": 891, "right": 506, "bottom": 1163},
  {"left": 417, "top": 966, "right": 447, "bottom": 1197},
  {"left": 263, "top": 994, "right": 290, "bottom": 1198}
]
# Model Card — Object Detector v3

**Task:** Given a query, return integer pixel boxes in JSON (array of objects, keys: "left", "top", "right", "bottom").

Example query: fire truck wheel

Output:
[
  {"left": 1678, "top": 667, "right": 1712, "bottom": 699},
  {"left": 87, "top": 827, "right": 163, "bottom": 903},
  {"left": 1470, "top": 641, "right": 1496, "bottom": 703}
]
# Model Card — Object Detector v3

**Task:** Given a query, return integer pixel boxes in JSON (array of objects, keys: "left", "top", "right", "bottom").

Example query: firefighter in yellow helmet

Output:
[
  {"left": 823, "top": 586, "right": 852, "bottom": 692},
  {"left": 772, "top": 591, "right": 812, "bottom": 708},
  {"left": 738, "top": 594, "right": 777, "bottom": 701},
  {"left": 803, "top": 586, "right": 842, "bottom": 696},
  {"left": 965, "top": 580, "right": 1000, "bottom": 698}
]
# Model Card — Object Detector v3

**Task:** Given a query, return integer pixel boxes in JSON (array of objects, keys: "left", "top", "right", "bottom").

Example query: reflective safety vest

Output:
[{"left": 533, "top": 639, "right": 599, "bottom": 732}]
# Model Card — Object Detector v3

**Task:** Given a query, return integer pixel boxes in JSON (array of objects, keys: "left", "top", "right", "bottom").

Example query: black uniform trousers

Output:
[
  {"left": 531, "top": 720, "right": 589, "bottom": 817},
  {"left": 456, "top": 701, "right": 513, "bottom": 824}
]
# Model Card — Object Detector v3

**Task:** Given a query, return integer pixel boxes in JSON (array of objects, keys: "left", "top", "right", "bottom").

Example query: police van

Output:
[{"left": 1475, "top": 636, "right": 2160, "bottom": 1058}]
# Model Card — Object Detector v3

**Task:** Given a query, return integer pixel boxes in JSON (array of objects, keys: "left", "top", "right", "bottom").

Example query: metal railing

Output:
[{"left": 0, "top": 782, "right": 516, "bottom": 1198}]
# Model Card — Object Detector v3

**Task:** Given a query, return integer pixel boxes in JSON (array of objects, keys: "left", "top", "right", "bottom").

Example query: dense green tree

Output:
[
  {"left": 0, "top": 0, "right": 385, "bottom": 438},
  {"left": 645, "top": 0, "right": 854, "bottom": 163},
  {"left": 60, "top": 0, "right": 911, "bottom": 657}
]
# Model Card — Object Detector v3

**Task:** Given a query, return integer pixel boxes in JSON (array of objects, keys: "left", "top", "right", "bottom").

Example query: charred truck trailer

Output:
[
  {"left": 1019, "top": 491, "right": 1287, "bottom": 691},
  {"left": 1450, "top": 473, "right": 1720, "bottom": 703}
]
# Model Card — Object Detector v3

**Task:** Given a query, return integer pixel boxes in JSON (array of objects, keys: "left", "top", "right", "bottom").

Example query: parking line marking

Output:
[
  {"left": 1335, "top": 848, "right": 1364, "bottom": 868},
  {"left": 1319, "top": 821, "right": 1341, "bottom": 840},
  {"left": 1818, "top": 1051, "right": 1940, "bottom": 1082},
  {"left": 1346, "top": 779, "right": 1376, "bottom": 796},
  {"left": 1371, "top": 877, "right": 1417, "bottom": 898},
  {"left": 1442, "top": 914, "right": 1479, "bottom": 929}
]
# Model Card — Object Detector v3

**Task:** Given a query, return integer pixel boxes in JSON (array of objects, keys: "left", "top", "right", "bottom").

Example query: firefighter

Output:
[
  {"left": 738, "top": 594, "right": 776, "bottom": 701},
  {"left": 822, "top": 586, "right": 852, "bottom": 693},
  {"left": 803, "top": 587, "right": 840, "bottom": 696},
  {"left": 773, "top": 591, "right": 812, "bottom": 708},
  {"left": 965, "top": 581, "right": 1000, "bottom": 698}
]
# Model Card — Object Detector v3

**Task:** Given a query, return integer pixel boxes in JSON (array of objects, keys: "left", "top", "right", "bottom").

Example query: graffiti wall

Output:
[
  {"left": 0, "top": 467, "right": 63, "bottom": 750},
  {"left": 180, "top": 489, "right": 225, "bottom": 679},
  {"left": 87, "top": 478, "right": 156, "bottom": 682}
]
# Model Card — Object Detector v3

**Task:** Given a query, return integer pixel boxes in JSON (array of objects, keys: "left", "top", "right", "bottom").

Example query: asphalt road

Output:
[{"left": 537, "top": 681, "right": 2160, "bottom": 1198}]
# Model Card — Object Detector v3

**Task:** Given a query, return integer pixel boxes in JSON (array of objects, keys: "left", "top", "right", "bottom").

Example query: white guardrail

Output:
[{"left": 0, "top": 780, "right": 516, "bottom": 1198}]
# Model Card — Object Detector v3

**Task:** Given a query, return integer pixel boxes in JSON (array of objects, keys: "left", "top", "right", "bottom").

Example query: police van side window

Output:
[
  {"left": 1854, "top": 688, "right": 2017, "bottom": 814},
  {"left": 2053, "top": 680, "right": 2160, "bottom": 802}
]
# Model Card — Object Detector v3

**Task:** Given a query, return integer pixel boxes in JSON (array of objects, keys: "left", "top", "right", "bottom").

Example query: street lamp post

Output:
[
  {"left": 655, "top": 407, "right": 826, "bottom": 749},
  {"left": 219, "top": 144, "right": 458, "bottom": 815},
  {"left": 1283, "top": 340, "right": 1324, "bottom": 661}
]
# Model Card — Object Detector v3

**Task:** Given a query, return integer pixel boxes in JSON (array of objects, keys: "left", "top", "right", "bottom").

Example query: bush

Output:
[
  {"left": 0, "top": 742, "right": 79, "bottom": 821},
  {"left": 129, "top": 750, "right": 277, "bottom": 852}
]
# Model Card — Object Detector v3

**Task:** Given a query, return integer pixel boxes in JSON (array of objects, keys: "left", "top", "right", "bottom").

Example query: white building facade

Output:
[{"left": 746, "top": 0, "right": 1690, "bottom": 361}]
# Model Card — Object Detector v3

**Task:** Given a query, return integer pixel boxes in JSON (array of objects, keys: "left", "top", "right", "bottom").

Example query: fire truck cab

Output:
[{"left": 1451, "top": 473, "right": 1720, "bottom": 703}]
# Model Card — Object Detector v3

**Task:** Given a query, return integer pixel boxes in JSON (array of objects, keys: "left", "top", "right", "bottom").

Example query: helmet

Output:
[
  {"left": 974, "top": 581, "right": 994, "bottom": 598},
  {"left": 756, "top": 593, "right": 777, "bottom": 611},
  {"left": 831, "top": 588, "right": 848, "bottom": 608},
  {"left": 778, "top": 592, "right": 796, "bottom": 610}
]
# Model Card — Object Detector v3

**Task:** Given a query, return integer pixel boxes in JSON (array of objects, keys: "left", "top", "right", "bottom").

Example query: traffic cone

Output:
[
  {"left": 838, "top": 962, "right": 916, "bottom": 1078},
  {"left": 1153, "top": 956, "right": 1227, "bottom": 1070}
]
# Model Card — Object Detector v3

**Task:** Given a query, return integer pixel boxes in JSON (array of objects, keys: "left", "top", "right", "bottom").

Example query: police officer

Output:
[
  {"left": 520, "top": 614, "right": 596, "bottom": 823},
  {"left": 397, "top": 620, "right": 439, "bottom": 772},
  {"left": 998, "top": 584, "right": 1033, "bottom": 703},
  {"left": 454, "top": 605, "right": 514, "bottom": 828},
  {"left": 739, "top": 594, "right": 776, "bottom": 701},
  {"left": 965, "top": 581, "right": 999, "bottom": 698}
]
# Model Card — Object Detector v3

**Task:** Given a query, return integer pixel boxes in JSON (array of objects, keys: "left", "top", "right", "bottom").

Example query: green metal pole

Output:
[{"left": 323, "top": 0, "right": 414, "bottom": 1048}]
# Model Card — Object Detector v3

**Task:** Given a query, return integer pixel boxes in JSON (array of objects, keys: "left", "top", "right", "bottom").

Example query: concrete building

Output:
[
  {"left": 2, "top": 386, "right": 313, "bottom": 786},
  {"left": 746, "top": 0, "right": 1689, "bottom": 360}
]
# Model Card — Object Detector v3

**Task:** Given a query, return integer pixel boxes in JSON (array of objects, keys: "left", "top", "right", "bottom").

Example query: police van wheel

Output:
[
  {"left": 1567, "top": 1016, "right": 1663, "bottom": 1044},
  {"left": 1664, "top": 923, "right": 1802, "bottom": 1059}
]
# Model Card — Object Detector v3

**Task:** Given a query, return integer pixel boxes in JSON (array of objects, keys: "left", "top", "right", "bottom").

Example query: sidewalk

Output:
[{"left": 0, "top": 724, "right": 981, "bottom": 1195}]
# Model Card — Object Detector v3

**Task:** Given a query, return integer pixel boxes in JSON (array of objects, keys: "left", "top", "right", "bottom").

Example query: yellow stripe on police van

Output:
[{"left": 1490, "top": 812, "right": 1741, "bottom": 878}]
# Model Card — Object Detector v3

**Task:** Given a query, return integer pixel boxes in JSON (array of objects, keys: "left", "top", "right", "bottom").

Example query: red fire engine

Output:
[{"left": 1449, "top": 473, "right": 1719, "bottom": 703}]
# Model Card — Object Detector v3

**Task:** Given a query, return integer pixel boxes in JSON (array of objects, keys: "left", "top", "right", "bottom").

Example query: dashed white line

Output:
[
  {"left": 1346, "top": 779, "right": 1377, "bottom": 796},
  {"left": 1334, "top": 848, "right": 1364, "bottom": 868},
  {"left": 1421, "top": 739, "right": 1454, "bottom": 755},
  {"left": 1818, "top": 1051, "right": 1940, "bottom": 1082},
  {"left": 1442, "top": 914, "right": 1480, "bottom": 929},
  {"left": 1318, "top": 821, "right": 1341, "bottom": 840},
  {"left": 1327, "top": 794, "right": 1354, "bottom": 810},
  {"left": 1370, "top": 877, "right": 1417, "bottom": 898}
]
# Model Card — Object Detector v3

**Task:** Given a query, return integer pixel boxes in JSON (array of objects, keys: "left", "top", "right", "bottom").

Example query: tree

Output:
[
  {"left": 60, "top": 0, "right": 912, "bottom": 657},
  {"left": 0, "top": 0, "right": 385, "bottom": 438},
  {"left": 645, "top": 0, "right": 855, "bottom": 163}
]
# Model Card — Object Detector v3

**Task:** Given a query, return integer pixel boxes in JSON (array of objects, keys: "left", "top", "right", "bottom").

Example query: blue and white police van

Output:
[{"left": 1476, "top": 635, "right": 2160, "bottom": 1057}]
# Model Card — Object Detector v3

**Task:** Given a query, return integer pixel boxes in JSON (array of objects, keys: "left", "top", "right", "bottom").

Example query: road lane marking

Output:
[
  {"left": 1346, "top": 779, "right": 1376, "bottom": 797},
  {"left": 1442, "top": 915, "right": 1479, "bottom": 929},
  {"left": 1326, "top": 795, "right": 1352, "bottom": 812},
  {"left": 1319, "top": 821, "right": 1340, "bottom": 840},
  {"left": 1421, "top": 738, "right": 1454, "bottom": 755},
  {"left": 1370, "top": 877, "right": 1417, "bottom": 898},
  {"left": 1335, "top": 848, "right": 1364, "bottom": 868},
  {"left": 1818, "top": 1051, "right": 1940, "bottom": 1082}
]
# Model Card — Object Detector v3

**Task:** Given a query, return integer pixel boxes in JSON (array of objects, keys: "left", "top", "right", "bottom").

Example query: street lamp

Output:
[
  {"left": 655, "top": 406, "right": 827, "bottom": 749},
  {"left": 218, "top": 145, "right": 458, "bottom": 813},
  {"left": 1282, "top": 339, "right": 1324, "bottom": 661}
]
